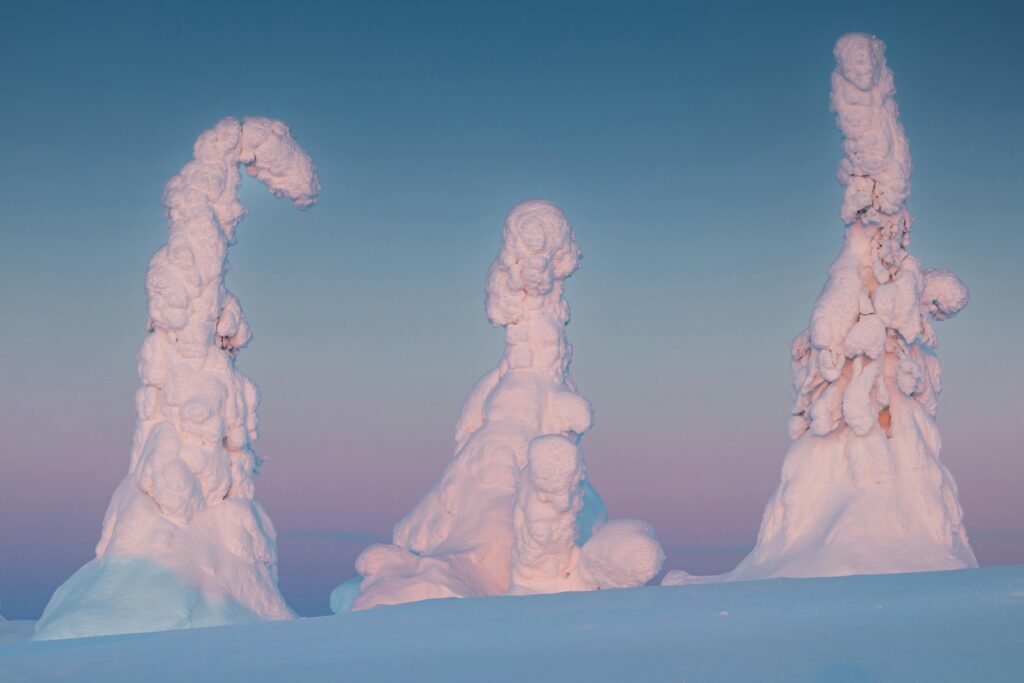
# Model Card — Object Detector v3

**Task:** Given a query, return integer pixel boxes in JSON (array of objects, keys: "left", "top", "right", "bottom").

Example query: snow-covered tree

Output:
[
  {"left": 332, "top": 200, "right": 663, "bottom": 611},
  {"left": 34, "top": 118, "right": 319, "bottom": 639},
  {"left": 666, "top": 33, "right": 976, "bottom": 585}
]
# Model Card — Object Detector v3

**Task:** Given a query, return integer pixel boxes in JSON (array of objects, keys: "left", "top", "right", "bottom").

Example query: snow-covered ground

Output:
[
  {"left": 0, "top": 622, "right": 35, "bottom": 643},
  {"left": 2, "top": 565, "right": 1021, "bottom": 682}
]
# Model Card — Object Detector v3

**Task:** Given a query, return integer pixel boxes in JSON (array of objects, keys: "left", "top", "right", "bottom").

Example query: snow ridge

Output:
[
  {"left": 34, "top": 118, "right": 319, "bottom": 640},
  {"left": 333, "top": 200, "right": 663, "bottom": 611}
]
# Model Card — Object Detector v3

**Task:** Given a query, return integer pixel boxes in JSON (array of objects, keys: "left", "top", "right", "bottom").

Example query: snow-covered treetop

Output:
[
  {"left": 484, "top": 200, "right": 581, "bottom": 385},
  {"left": 149, "top": 117, "right": 318, "bottom": 359},
  {"left": 785, "top": 35, "right": 970, "bottom": 444},
  {"left": 831, "top": 33, "right": 911, "bottom": 230},
  {"left": 485, "top": 200, "right": 580, "bottom": 328}
]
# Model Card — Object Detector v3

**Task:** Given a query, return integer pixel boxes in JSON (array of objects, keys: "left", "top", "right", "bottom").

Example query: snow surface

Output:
[
  {"left": 33, "top": 118, "right": 319, "bottom": 640},
  {"left": 664, "top": 33, "right": 976, "bottom": 587},
  {"left": 334, "top": 200, "right": 663, "bottom": 611},
  {"left": 0, "top": 620, "right": 34, "bottom": 643},
  {"left": 3, "top": 566, "right": 1023, "bottom": 682}
]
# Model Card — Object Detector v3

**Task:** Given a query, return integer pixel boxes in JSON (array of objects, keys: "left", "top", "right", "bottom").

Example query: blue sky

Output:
[{"left": 1, "top": 0, "right": 1022, "bottom": 618}]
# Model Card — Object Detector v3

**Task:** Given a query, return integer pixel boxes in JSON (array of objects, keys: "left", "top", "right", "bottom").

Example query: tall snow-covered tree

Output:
[
  {"left": 666, "top": 33, "right": 976, "bottom": 585},
  {"left": 34, "top": 118, "right": 320, "bottom": 640},
  {"left": 332, "top": 200, "right": 663, "bottom": 611}
]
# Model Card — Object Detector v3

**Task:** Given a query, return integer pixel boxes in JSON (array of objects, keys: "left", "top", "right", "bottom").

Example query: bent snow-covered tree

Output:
[
  {"left": 34, "top": 118, "right": 320, "bottom": 640},
  {"left": 665, "top": 33, "right": 976, "bottom": 585},
  {"left": 331, "top": 200, "right": 664, "bottom": 612}
]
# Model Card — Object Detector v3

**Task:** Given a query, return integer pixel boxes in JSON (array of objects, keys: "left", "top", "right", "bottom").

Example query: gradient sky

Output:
[{"left": 1, "top": 0, "right": 1022, "bottom": 619}]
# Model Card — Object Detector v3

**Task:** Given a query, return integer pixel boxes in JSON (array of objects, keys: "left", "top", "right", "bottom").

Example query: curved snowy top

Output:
[
  {"left": 830, "top": 33, "right": 911, "bottom": 226},
  {"left": 238, "top": 117, "right": 320, "bottom": 211},
  {"left": 485, "top": 200, "right": 581, "bottom": 328},
  {"left": 166, "top": 117, "right": 319, "bottom": 244},
  {"left": 151, "top": 117, "right": 319, "bottom": 344}
]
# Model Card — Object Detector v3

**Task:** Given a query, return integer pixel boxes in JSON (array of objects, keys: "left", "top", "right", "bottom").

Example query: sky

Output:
[{"left": 1, "top": 0, "right": 1022, "bottom": 619}]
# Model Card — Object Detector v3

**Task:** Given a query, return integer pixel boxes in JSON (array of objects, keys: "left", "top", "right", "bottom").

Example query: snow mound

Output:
[
  {"left": 34, "top": 117, "right": 319, "bottom": 640},
  {"left": 664, "top": 33, "right": 975, "bottom": 587},
  {"left": 333, "top": 200, "right": 663, "bottom": 611}
]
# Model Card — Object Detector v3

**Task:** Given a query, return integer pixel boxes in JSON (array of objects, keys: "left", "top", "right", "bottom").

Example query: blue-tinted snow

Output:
[{"left": 2, "top": 565, "right": 1022, "bottom": 682}]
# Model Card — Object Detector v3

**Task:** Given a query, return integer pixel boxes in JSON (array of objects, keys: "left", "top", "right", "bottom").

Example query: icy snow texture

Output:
[
  {"left": 334, "top": 200, "right": 663, "bottom": 611},
  {"left": 33, "top": 117, "right": 319, "bottom": 640},
  {"left": 665, "top": 34, "right": 975, "bottom": 586}
]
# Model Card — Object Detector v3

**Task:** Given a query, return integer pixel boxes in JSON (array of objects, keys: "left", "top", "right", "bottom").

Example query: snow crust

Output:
[
  {"left": 334, "top": 200, "right": 663, "bottom": 610},
  {"left": 665, "top": 33, "right": 975, "bottom": 586},
  {"left": 33, "top": 118, "right": 319, "bottom": 640}
]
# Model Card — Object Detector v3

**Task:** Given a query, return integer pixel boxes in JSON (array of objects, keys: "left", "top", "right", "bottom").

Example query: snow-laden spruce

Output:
[
  {"left": 332, "top": 200, "right": 664, "bottom": 611},
  {"left": 33, "top": 118, "right": 319, "bottom": 640},
  {"left": 665, "top": 33, "right": 976, "bottom": 585}
]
